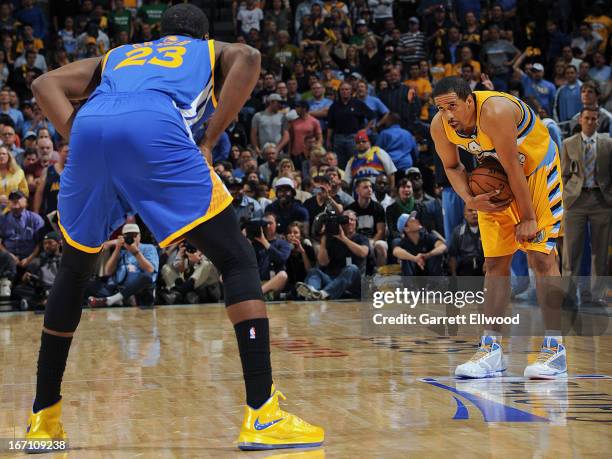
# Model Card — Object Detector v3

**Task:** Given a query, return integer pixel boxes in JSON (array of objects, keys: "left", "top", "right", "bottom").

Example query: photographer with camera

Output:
[
  {"left": 227, "top": 176, "right": 263, "bottom": 225},
  {"left": 14, "top": 231, "right": 62, "bottom": 311},
  {"left": 303, "top": 175, "right": 343, "bottom": 236},
  {"left": 160, "top": 241, "right": 221, "bottom": 304},
  {"left": 88, "top": 223, "right": 159, "bottom": 307},
  {"left": 246, "top": 212, "right": 292, "bottom": 300},
  {"left": 296, "top": 210, "right": 369, "bottom": 300}
]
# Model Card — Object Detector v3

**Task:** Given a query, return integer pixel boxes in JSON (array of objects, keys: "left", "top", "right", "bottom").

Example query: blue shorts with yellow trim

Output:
[
  {"left": 478, "top": 139, "right": 563, "bottom": 258},
  {"left": 58, "top": 91, "right": 232, "bottom": 253}
]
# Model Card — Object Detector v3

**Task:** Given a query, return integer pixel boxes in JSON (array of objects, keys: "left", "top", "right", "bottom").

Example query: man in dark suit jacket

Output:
[{"left": 560, "top": 107, "right": 612, "bottom": 299}]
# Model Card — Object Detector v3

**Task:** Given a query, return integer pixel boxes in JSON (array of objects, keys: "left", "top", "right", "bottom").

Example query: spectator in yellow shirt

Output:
[
  {"left": 430, "top": 47, "right": 453, "bottom": 83},
  {"left": 0, "top": 145, "right": 28, "bottom": 209},
  {"left": 404, "top": 63, "right": 432, "bottom": 121},
  {"left": 451, "top": 46, "right": 481, "bottom": 79},
  {"left": 15, "top": 25, "right": 44, "bottom": 54}
]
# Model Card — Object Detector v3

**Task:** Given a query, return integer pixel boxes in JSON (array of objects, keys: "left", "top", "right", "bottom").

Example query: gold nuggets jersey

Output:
[{"left": 441, "top": 91, "right": 551, "bottom": 176}]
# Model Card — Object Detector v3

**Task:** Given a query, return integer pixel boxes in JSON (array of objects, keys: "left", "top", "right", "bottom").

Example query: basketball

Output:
[{"left": 468, "top": 157, "right": 514, "bottom": 202}]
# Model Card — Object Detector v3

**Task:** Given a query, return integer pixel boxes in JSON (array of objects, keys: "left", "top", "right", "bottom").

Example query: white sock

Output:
[{"left": 106, "top": 292, "right": 124, "bottom": 306}]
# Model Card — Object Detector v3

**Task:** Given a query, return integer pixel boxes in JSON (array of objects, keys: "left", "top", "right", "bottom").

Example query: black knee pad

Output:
[
  {"left": 185, "top": 206, "right": 264, "bottom": 306},
  {"left": 43, "top": 245, "right": 99, "bottom": 333}
]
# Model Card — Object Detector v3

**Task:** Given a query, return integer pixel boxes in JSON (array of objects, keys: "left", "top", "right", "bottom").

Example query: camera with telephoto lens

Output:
[
  {"left": 184, "top": 242, "right": 197, "bottom": 254},
  {"left": 320, "top": 210, "right": 349, "bottom": 236},
  {"left": 124, "top": 235, "right": 135, "bottom": 245},
  {"left": 245, "top": 218, "right": 269, "bottom": 240}
]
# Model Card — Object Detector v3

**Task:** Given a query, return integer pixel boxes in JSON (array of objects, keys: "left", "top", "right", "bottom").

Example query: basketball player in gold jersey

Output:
[{"left": 430, "top": 76, "right": 567, "bottom": 379}]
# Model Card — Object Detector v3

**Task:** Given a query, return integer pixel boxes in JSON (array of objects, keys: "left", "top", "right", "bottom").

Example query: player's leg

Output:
[
  {"left": 455, "top": 254, "right": 512, "bottom": 378},
  {"left": 455, "top": 206, "right": 516, "bottom": 378},
  {"left": 523, "top": 249, "right": 567, "bottom": 379},
  {"left": 111, "top": 105, "right": 323, "bottom": 449},
  {"left": 25, "top": 110, "right": 115, "bottom": 449},
  {"left": 522, "top": 141, "right": 567, "bottom": 378},
  {"left": 183, "top": 208, "right": 324, "bottom": 450}
]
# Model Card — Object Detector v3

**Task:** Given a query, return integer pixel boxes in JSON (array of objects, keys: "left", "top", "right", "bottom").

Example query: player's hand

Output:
[
  {"left": 199, "top": 144, "right": 212, "bottom": 164},
  {"left": 468, "top": 190, "right": 511, "bottom": 212},
  {"left": 515, "top": 219, "right": 538, "bottom": 243}
]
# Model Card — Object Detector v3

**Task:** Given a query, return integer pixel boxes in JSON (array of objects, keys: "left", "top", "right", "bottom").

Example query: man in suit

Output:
[{"left": 561, "top": 106, "right": 612, "bottom": 304}]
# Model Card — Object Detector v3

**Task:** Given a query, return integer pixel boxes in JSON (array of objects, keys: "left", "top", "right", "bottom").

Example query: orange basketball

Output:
[{"left": 468, "top": 157, "right": 514, "bottom": 202}]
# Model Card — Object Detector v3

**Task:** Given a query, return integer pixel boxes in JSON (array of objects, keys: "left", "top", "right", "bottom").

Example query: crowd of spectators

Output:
[{"left": 0, "top": 0, "right": 609, "bottom": 309}]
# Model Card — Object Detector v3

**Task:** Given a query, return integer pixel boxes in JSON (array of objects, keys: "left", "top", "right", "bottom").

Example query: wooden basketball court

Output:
[{"left": 1, "top": 301, "right": 610, "bottom": 458}]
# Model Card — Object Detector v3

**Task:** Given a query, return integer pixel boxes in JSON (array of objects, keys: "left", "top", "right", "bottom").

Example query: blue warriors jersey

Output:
[{"left": 92, "top": 35, "right": 218, "bottom": 133}]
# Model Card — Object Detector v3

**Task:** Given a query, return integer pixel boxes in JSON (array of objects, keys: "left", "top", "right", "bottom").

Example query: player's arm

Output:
[
  {"left": 200, "top": 41, "right": 261, "bottom": 164},
  {"left": 30, "top": 57, "right": 103, "bottom": 139},
  {"left": 430, "top": 113, "right": 507, "bottom": 212},
  {"left": 480, "top": 99, "right": 538, "bottom": 242}
]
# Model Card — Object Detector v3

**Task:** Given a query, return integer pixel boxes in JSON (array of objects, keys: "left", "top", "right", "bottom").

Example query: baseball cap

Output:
[
  {"left": 405, "top": 166, "right": 421, "bottom": 176},
  {"left": 356, "top": 19, "right": 367, "bottom": 26},
  {"left": 122, "top": 223, "right": 140, "bottom": 234},
  {"left": 350, "top": 72, "right": 363, "bottom": 80},
  {"left": 397, "top": 211, "right": 419, "bottom": 233},
  {"left": 296, "top": 100, "right": 310, "bottom": 110},
  {"left": 532, "top": 63, "right": 545, "bottom": 72},
  {"left": 267, "top": 93, "right": 282, "bottom": 102},
  {"left": 24, "top": 130, "right": 36, "bottom": 139},
  {"left": 355, "top": 129, "right": 369, "bottom": 142},
  {"left": 322, "top": 62, "right": 332, "bottom": 70},
  {"left": 44, "top": 231, "right": 61, "bottom": 241},
  {"left": 274, "top": 177, "right": 295, "bottom": 189},
  {"left": 8, "top": 190, "right": 25, "bottom": 201},
  {"left": 286, "top": 109, "right": 299, "bottom": 121},
  {"left": 408, "top": 17, "right": 420, "bottom": 24}
]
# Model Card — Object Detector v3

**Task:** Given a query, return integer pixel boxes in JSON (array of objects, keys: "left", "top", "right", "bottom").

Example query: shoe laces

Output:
[
  {"left": 536, "top": 346, "right": 557, "bottom": 363},
  {"left": 469, "top": 343, "right": 493, "bottom": 362}
]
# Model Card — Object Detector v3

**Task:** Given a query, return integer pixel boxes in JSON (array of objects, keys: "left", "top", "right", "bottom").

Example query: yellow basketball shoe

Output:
[
  {"left": 237, "top": 385, "right": 324, "bottom": 451},
  {"left": 25, "top": 399, "right": 67, "bottom": 453}
]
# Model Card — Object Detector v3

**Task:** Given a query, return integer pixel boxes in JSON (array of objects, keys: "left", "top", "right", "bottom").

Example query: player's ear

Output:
[{"left": 204, "top": 33, "right": 209, "bottom": 40}]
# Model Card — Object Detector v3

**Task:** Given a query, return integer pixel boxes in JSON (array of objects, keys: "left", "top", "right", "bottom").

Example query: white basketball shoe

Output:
[
  {"left": 524, "top": 337, "right": 568, "bottom": 379},
  {"left": 455, "top": 336, "right": 507, "bottom": 379}
]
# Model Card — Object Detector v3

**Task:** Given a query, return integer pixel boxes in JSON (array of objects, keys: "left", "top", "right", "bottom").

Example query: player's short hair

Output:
[
  {"left": 161, "top": 4, "right": 209, "bottom": 39},
  {"left": 432, "top": 76, "right": 473, "bottom": 101}
]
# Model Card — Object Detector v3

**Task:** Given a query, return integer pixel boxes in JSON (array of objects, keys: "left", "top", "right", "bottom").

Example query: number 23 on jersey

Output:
[{"left": 114, "top": 45, "right": 187, "bottom": 70}]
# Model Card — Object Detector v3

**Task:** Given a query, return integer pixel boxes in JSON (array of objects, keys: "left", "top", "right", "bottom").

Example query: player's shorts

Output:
[
  {"left": 478, "top": 139, "right": 563, "bottom": 258},
  {"left": 58, "top": 91, "right": 232, "bottom": 253}
]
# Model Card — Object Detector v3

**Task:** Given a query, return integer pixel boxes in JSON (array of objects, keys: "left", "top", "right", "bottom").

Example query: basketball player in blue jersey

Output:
[{"left": 24, "top": 4, "right": 323, "bottom": 452}]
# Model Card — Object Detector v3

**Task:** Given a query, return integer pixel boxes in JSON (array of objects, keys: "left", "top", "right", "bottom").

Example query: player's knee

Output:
[
  {"left": 528, "top": 251, "right": 556, "bottom": 274},
  {"left": 484, "top": 256, "right": 512, "bottom": 275}
]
